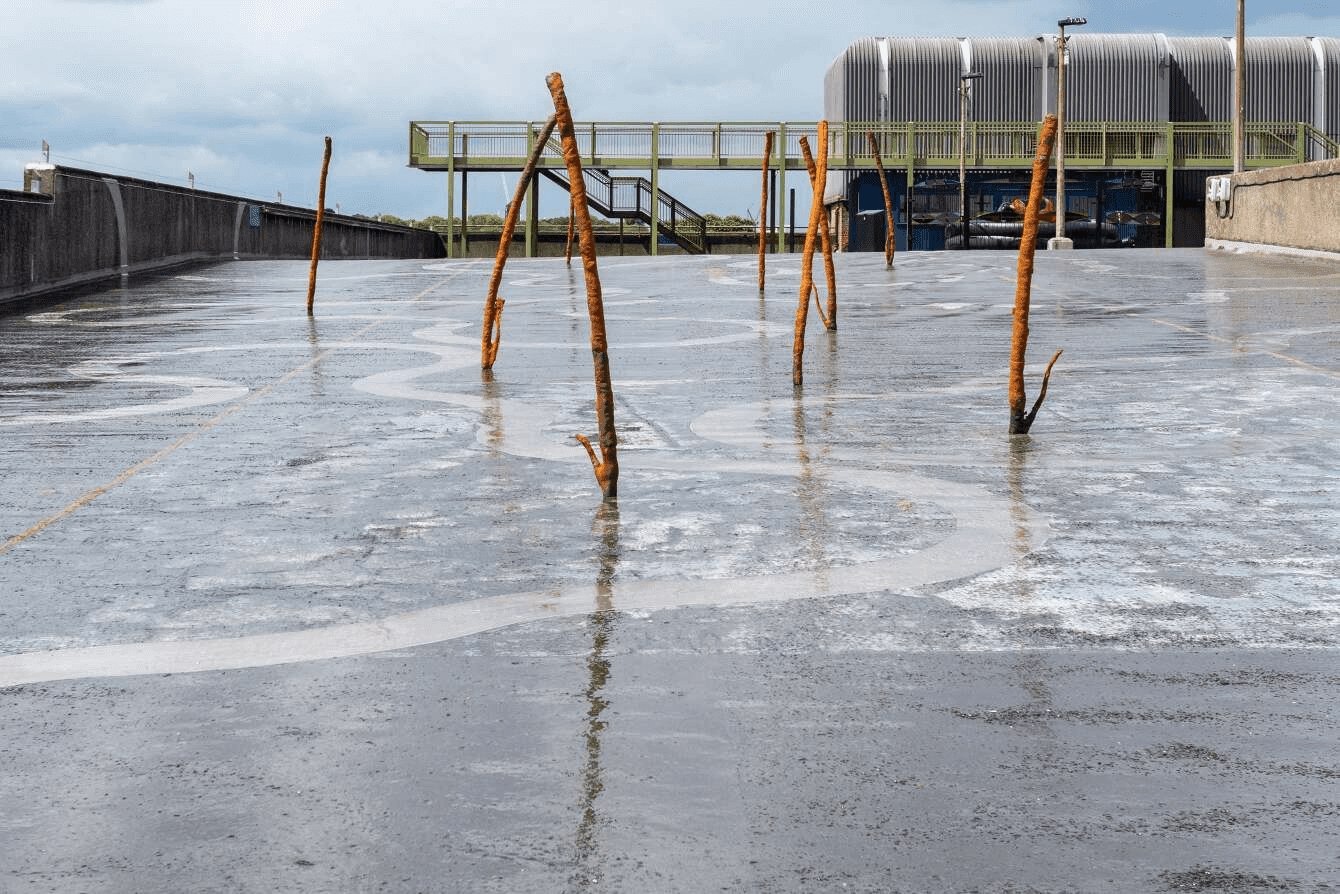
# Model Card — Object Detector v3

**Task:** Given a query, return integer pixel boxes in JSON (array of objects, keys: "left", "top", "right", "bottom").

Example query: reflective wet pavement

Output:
[{"left": 1, "top": 249, "right": 1338, "bottom": 891}]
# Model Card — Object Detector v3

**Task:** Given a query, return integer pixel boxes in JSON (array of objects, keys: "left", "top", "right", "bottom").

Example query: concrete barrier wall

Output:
[
  {"left": 1205, "top": 159, "right": 1340, "bottom": 257},
  {"left": 1, "top": 165, "right": 445, "bottom": 305}
]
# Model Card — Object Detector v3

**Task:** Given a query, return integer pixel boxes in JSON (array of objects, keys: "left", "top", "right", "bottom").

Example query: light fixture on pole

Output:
[
  {"left": 1049, "top": 15, "right": 1086, "bottom": 250},
  {"left": 959, "top": 71, "right": 983, "bottom": 250}
]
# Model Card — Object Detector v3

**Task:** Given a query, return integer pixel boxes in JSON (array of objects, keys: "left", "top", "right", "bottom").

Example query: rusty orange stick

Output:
[
  {"left": 815, "top": 122, "right": 836, "bottom": 330},
  {"left": 758, "top": 130, "right": 774, "bottom": 293},
  {"left": 482, "top": 114, "right": 558, "bottom": 369},
  {"left": 1010, "top": 115, "right": 1062, "bottom": 434},
  {"left": 867, "top": 131, "right": 896, "bottom": 269},
  {"left": 793, "top": 130, "right": 826, "bottom": 387},
  {"left": 306, "top": 136, "right": 332, "bottom": 316},
  {"left": 798, "top": 129, "right": 834, "bottom": 330},
  {"left": 547, "top": 72, "right": 618, "bottom": 499}
]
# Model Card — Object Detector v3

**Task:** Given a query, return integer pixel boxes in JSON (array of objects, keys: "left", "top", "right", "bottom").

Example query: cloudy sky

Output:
[{"left": 3, "top": 0, "right": 1337, "bottom": 220}]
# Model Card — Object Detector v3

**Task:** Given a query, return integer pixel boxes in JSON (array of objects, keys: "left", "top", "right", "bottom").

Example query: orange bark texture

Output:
[
  {"left": 1009, "top": 115, "right": 1061, "bottom": 433},
  {"left": 798, "top": 131, "right": 835, "bottom": 330},
  {"left": 547, "top": 72, "right": 619, "bottom": 499},
  {"left": 793, "top": 122, "right": 829, "bottom": 386},
  {"left": 866, "top": 131, "right": 896, "bottom": 269},
  {"left": 306, "top": 136, "right": 332, "bottom": 316},
  {"left": 758, "top": 131, "right": 774, "bottom": 293},
  {"left": 482, "top": 115, "right": 558, "bottom": 370}
]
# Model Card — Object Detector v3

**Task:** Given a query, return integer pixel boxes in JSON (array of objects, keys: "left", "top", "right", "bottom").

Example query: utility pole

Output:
[
  {"left": 959, "top": 72, "right": 982, "bottom": 250},
  {"left": 1049, "top": 16, "right": 1086, "bottom": 250},
  {"left": 1233, "top": 0, "right": 1246, "bottom": 172}
]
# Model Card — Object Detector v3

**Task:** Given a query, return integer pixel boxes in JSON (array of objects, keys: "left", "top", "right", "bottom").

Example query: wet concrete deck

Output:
[{"left": 1, "top": 249, "right": 1338, "bottom": 892}]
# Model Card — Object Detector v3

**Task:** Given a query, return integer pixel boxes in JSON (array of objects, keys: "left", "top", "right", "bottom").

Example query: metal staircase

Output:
[{"left": 539, "top": 166, "right": 708, "bottom": 254}]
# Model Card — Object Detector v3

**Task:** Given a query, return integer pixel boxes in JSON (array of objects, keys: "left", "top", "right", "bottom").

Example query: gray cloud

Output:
[{"left": 2, "top": 0, "right": 1331, "bottom": 215}]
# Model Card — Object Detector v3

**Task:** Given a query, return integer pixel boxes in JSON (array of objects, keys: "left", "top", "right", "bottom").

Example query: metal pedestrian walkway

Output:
[{"left": 409, "top": 119, "right": 1340, "bottom": 252}]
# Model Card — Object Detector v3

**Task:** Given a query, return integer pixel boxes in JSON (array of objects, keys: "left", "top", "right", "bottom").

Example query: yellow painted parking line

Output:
[
  {"left": 1148, "top": 316, "right": 1339, "bottom": 378},
  {"left": 1, "top": 266, "right": 475, "bottom": 556}
]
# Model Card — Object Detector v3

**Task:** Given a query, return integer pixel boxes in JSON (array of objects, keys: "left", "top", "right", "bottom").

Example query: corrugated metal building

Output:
[
  {"left": 826, "top": 33, "right": 1340, "bottom": 250},
  {"left": 1170, "top": 37, "right": 1233, "bottom": 121}
]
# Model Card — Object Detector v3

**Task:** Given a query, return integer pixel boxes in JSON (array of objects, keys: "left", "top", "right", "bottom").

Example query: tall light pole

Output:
[
  {"left": 1049, "top": 16, "right": 1086, "bottom": 250},
  {"left": 959, "top": 71, "right": 982, "bottom": 250},
  {"left": 1233, "top": 0, "right": 1245, "bottom": 172}
]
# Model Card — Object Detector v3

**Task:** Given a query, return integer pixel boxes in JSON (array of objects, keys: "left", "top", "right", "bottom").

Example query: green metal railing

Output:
[
  {"left": 410, "top": 119, "right": 1337, "bottom": 172},
  {"left": 410, "top": 120, "right": 1339, "bottom": 254}
]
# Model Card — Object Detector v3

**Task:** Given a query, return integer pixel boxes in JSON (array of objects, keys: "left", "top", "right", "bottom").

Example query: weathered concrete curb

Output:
[
  {"left": 1205, "top": 157, "right": 1340, "bottom": 255},
  {"left": 1205, "top": 236, "right": 1340, "bottom": 263}
]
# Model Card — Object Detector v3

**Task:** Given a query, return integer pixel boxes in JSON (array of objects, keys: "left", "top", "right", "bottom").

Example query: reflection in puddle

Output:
[
  {"left": 480, "top": 369, "right": 505, "bottom": 457},
  {"left": 0, "top": 457, "right": 1028, "bottom": 687},
  {"left": 793, "top": 397, "right": 832, "bottom": 579},
  {"left": 573, "top": 501, "right": 620, "bottom": 889},
  {"left": 306, "top": 315, "right": 325, "bottom": 399},
  {"left": 1006, "top": 434, "right": 1036, "bottom": 583},
  {"left": 1004, "top": 435, "right": 1060, "bottom": 753}
]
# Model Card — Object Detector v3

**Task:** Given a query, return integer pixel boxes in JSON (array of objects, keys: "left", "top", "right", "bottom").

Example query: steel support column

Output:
[
  {"left": 650, "top": 122, "right": 660, "bottom": 256},
  {"left": 524, "top": 121, "right": 537, "bottom": 258},
  {"left": 906, "top": 124, "right": 916, "bottom": 252},
  {"left": 446, "top": 122, "right": 456, "bottom": 259},
  {"left": 776, "top": 122, "right": 787, "bottom": 253},
  {"left": 1165, "top": 122, "right": 1175, "bottom": 248}
]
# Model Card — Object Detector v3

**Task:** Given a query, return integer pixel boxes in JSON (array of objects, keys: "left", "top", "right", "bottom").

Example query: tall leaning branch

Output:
[
  {"left": 482, "top": 114, "right": 558, "bottom": 370},
  {"left": 815, "top": 124, "right": 837, "bottom": 330},
  {"left": 793, "top": 123, "right": 830, "bottom": 387},
  {"left": 758, "top": 130, "right": 774, "bottom": 293},
  {"left": 1010, "top": 115, "right": 1063, "bottom": 435},
  {"left": 799, "top": 128, "right": 836, "bottom": 330},
  {"left": 306, "top": 136, "right": 332, "bottom": 316},
  {"left": 867, "top": 130, "right": 896, "bottom": 269},
  {"left": 547, "top": 72, "right": 619, "bottom": 499}
]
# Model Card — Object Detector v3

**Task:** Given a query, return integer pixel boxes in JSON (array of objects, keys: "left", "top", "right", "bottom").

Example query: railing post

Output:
[
  {"left": 1165, "top": 121, "right": 1175, "bottom": 248},
  {"left": 650, "top": 122, "right": 660, "bottom": 257},
  {"left": 461, "top": 146, "right": 469, "bottom": 257},
  {"left": 525, "top": 121, "right": 537, "bottom": 258},
  {"left": 447, "top": 122, "right": 456, "bottom": 259},
  {"left": 906, "top": 123, "right": 916, "bottom": 252},
  {"left": 776, "top": 122, "right": 787, "bottom": 253},
  {"left": 1297, "top": 121, "right": 1307, "bottom": 165}
]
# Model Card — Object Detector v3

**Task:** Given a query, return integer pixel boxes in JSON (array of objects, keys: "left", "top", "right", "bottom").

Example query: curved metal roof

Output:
[
  {"left": 965, "top": 37, "right": 1046, "bottom": 122},
  {"left": 1064, "top": 32, "right": 1171, "bottom": 121},
  {"left": 824, "top": 33, "right": 1333, "bottom": 133},
  {"left": 1169, "top": 37, "right": 1233, "bottom": 121}
]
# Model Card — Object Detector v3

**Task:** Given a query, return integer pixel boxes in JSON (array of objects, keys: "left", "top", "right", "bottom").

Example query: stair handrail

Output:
[{"left": 543, "top": 165, "right": 707, "bottom": 253}]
